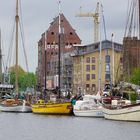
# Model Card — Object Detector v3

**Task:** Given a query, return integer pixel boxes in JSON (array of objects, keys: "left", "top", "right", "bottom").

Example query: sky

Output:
[{"left": 0, "top": 0, "right": 129, "bottom": 73}]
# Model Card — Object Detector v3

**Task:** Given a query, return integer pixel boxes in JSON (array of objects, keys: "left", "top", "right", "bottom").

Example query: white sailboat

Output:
[
  {"left": 0, "top": 0, "right": 31, "bottom": 113},
  {"left": 102, "top": 0, "right": 140, "bottom": 121},
  {"left": 73, "top": 93, "right": 103, "bottom": 117},
  {"left": 73, "top": 3, "right": 103, "bottom": 117},
  {"left": 102, "top": 101, "right": 140, "bottom": 121}
]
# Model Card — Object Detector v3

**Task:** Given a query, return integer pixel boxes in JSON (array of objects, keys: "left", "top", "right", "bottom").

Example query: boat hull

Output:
[
  {"left": 0, "top": 104, "right": 32, "bottom": 113},
  {"left": 73, "top": 108, "right": 103, "bottom": 117},
  {"left": 31, "top": 102, "right": 72, "bottom": 114},
  {"left": 73, "top": 98, "right": 103, "bottom": 117},
  {"left": 102, "top": 104, "right": 140, "bottom": 121}
]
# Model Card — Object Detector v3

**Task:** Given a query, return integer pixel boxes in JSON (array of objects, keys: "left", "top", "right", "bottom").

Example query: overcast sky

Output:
[{"left": 0, "top": 0, "right": 129, "bottom": 73}]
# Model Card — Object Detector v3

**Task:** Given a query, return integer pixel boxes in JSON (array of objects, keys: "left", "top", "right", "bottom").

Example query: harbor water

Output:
[{"left": 0, "top": 112, "right": 140, "bottom": 140}]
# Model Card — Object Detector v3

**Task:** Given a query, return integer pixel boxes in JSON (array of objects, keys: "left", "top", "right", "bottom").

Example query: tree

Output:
[
  {"left": 9, "top": 65, "right": 37, "bottom": 91},
  {"left": 130, "top": 68, "right": 140, "bottom": 85}
]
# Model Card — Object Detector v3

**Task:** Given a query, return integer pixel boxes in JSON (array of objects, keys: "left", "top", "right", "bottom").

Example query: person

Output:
[{"left": 66, "top": 89, "right": 71, "bottom": 99}]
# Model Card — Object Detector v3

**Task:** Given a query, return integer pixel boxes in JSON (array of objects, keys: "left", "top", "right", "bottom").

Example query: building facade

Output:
[
  {"left": 37, "top": 13, "right": 81, "bottom": 91},
  {"left": 123, "top": 37, "right": 140, "bottom": 80},
  {"left": 72, "top": 40, "right": 123, "bottom": 94}
]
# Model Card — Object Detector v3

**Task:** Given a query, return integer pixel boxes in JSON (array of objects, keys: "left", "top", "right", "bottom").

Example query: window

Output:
[
  {"left": 86, "top": 84, "right": 90, "bottom": 91},
  {"left": 120, "top": 57, "right": 123, "bottom": 63},
  {"left": 105, "top": 64, "right": 110, "bottom": 72},
  {"left": 86, "top": 57, "right": 90, "bottom": 63},
  {"left": 92, "top": 65, "right": 95, "bottom": 70},
  {"left": 105, "top": 55, "right": 110, "bottom": 63},
  {"left": 86, "top": 65, "right": 90, "bottom": 71},
  {"left": 86, "top": 74, "right": 90, "bottom": 81},
  {"left": 95, "top": 44, "right": 99, "bottom": 49},
  {"left": 92, "top": 57, "right": 96, "bottom": 63},
  {"left": 105, "top": 74, "right": 110, "bottom": 80},
  {"left": 51, "top": 32, "right": 54, "bottom": 35},
  {"left": 92, "top": 74, "right": 96, "bottom": 79},
  {"left": 92, "top": 84, "right": 96, "bottom": 91}
]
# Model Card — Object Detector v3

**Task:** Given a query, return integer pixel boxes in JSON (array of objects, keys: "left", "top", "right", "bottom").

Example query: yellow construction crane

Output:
[{"left": 76, "top": 2, "right": 100, "bottom": 43}]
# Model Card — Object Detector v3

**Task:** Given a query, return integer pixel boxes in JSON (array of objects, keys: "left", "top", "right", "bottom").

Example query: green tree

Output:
[
  {"left": 130, "top": 68, "right": 140, "bottom": 85},
  {"left": 9, "top": 65, "right": 37, "bottom": 91}
]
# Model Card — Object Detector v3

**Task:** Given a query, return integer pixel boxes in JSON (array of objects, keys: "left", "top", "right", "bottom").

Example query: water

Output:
[{"left": 0, "top": 112, "right": 140, "bottom": 140}]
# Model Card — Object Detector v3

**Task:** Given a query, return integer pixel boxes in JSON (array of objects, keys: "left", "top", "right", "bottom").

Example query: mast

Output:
[
  {"left": 15, "top": 0, "right": 19, "bottom": 94},
  {"left": 0, "top": 29, "right": 2, "bottom": 83},
  {"left": 98, "top": 3, "right": 102, "bottom": 92},
  {"left": 58, "top": 1, "right": 61, "bottom": 97},
  {"left": 44, "top": 31, "right": 47, "bottom": 90},
  {"left": 111, "top": 34, "right": 114, "bottom": 85},
  {"left": 139, "top": 0, "right": 140, "bottom": 39}
]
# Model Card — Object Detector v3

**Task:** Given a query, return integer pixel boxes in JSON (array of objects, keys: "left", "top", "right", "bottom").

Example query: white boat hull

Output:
[
  {"left": 73, "top": 108, "right": 103, "bottom": 117},
  {"left": 102, "top": 104, "right": 140, "bottom": 121},
  {"left": 73, "top": 98, "right": 103, "bottom": 117},
  {"left": 0, "top": 104, "right": 32, "bottom": 113}
]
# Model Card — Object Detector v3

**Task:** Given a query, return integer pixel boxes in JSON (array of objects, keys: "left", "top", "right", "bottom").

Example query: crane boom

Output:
[{"left": 76, "top": 2, "right": 99, "bottom": 43}]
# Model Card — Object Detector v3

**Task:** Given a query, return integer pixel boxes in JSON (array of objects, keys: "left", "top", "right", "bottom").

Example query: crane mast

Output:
[{"left": 76, "top": 2, "right": 99, "bottom": 43}]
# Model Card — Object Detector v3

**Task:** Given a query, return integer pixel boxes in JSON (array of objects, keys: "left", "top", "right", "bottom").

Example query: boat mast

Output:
[
  {"left": 0, "top": 29, "right": 2, "bottom": 83},
  {"left": 44, "top": 31, "right": 47, "bottom": 90},
  {"left": 98, "top": 3, "right": 102, "bottom": 92},
  {"left": 138, "top": 0, "right": 140, "bottom": 39},
  {"left": 58, "top": 1, "right": 61, "bottom": 97},
  {"left": 111, "top": 33, "right": 114, "bottom": 85},
  {"left": 15, "top": 0, "right": 19, "bottom": 94}
]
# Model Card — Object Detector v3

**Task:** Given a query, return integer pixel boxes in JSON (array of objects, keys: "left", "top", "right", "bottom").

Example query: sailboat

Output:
[
  {"left": 102, "top": 0, "right": 140, "bottom": 121},
  {"left": 73, "top": 3, "right": 103, "bottom": 117},
  {"left": 31, "top": 1, "right": 72, "bottom": 114},
  {"left": 0, "top": 29, "right": 14, "bottom": 100},
  {"left": 0, "top": 0, "right": 31, "bottom": 113}
]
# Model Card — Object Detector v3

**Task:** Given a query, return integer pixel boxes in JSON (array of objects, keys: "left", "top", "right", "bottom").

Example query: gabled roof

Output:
[{"left": 46, "top": 13, "right": 81, "bottom": 45}]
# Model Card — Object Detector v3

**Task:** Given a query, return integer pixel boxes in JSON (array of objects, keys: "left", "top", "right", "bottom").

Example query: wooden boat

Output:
[
  {"left": 102, "top": 100, "right": 140, "bottom": 121},
  {"left": 31, "top": 1, "right": 72, "bottom": 115},
  {"left": 0, "top": 0, "right": 32, "bottom": 113},
  {"left": 0, "top": 99, "right": 31, "bottom": 112},
  {"left": 73, "top": 94, "right": 103, "bottom": 117}
]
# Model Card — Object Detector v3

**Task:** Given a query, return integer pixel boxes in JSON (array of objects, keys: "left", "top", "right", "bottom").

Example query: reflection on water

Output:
[{"left": 0, "top": 112, "right": 140, "bottom": 140}]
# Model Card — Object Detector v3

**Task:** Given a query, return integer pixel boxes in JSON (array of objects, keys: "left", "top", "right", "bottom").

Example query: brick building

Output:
[
  {"left": 123, "top": 37, "right": 140, "bottom": 79},
  {"left": 37, "top": 13, "right": 81, "bottom": 91}
]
